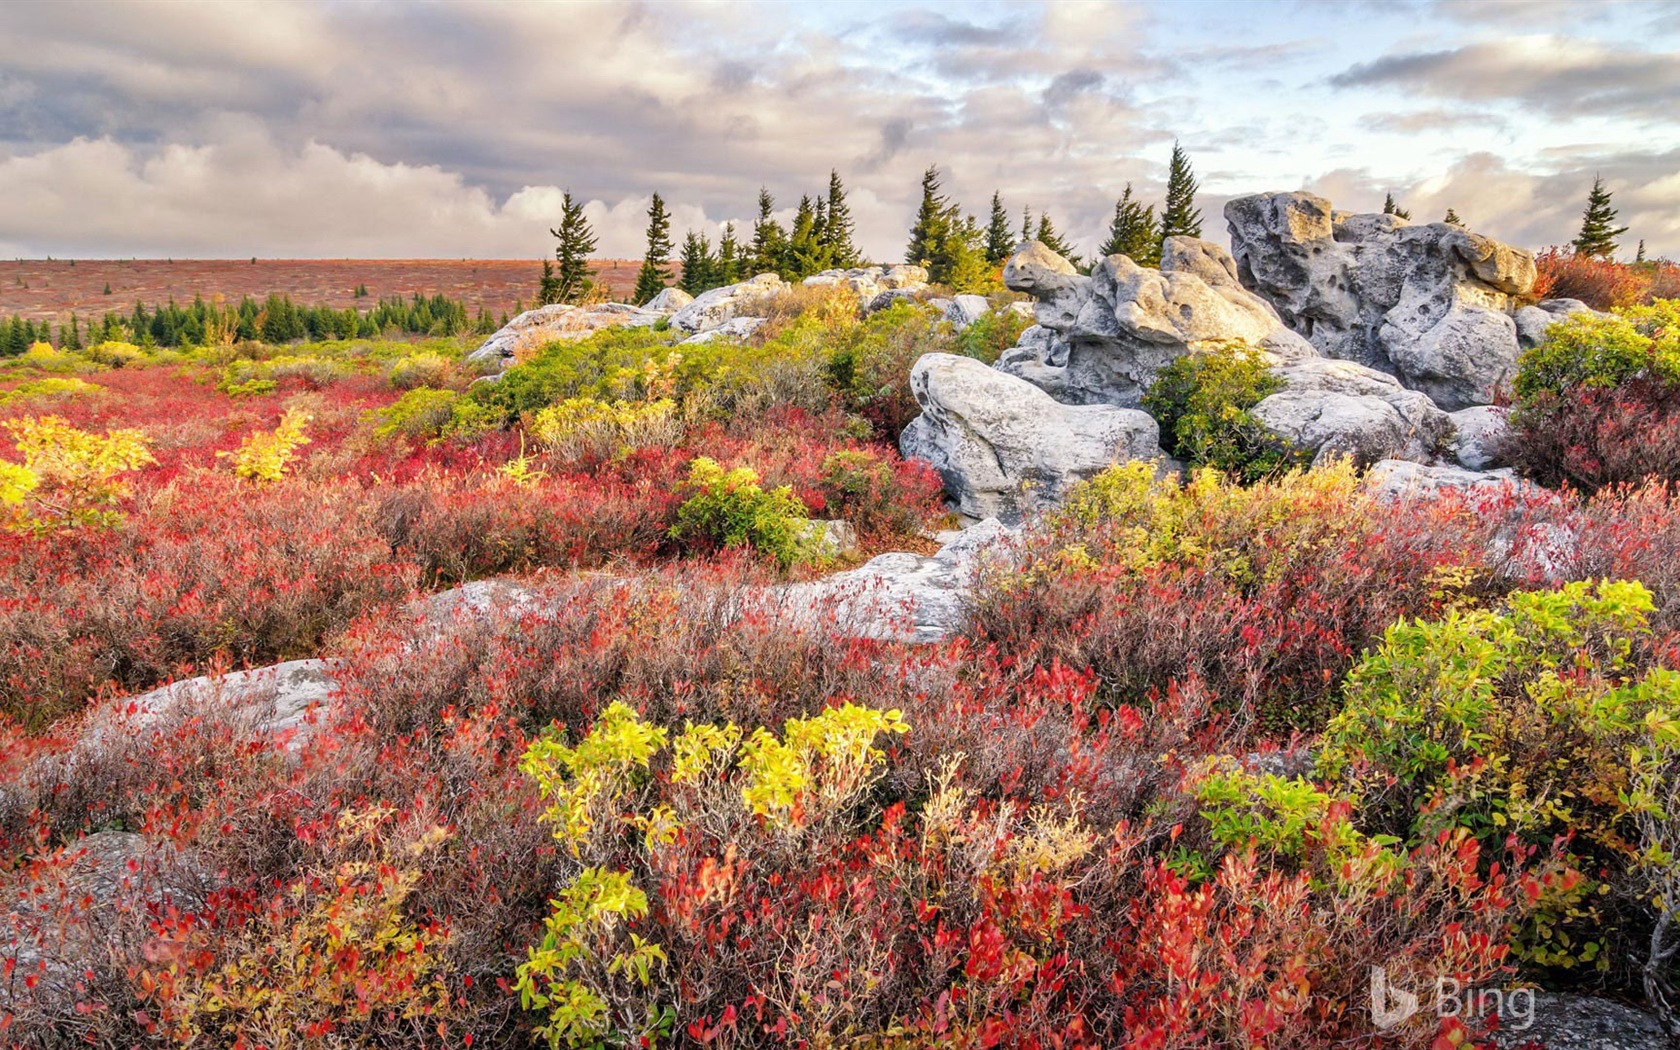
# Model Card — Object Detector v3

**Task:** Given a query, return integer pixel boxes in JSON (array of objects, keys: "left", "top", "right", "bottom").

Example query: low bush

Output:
[
  {"left": 668, "top": 457, "right": 811, "bottom": 569},
  {"left": 814, "top": 447, "right": 944, "bottom": 536},
  {"left": 219, "top": 407, "right": 311, "bottom": 481},
  {"left": 2, "top": 415, "right": 156, "bottom": 531},
  {"left": 1506, "top": 301, "right": 1680, "bottom": 490},
  {"left": 1319, "top": 579, "right": 1678, "bottom": 984},
  {"left": 529, "top": 396, "right": 683, "bottom": 465},
  {"left": 1533, "top": 248, "right": 1680, "bottom": 310},
  {"left": 364, "top": 387, "right": 458, "bottom": 444},
  {"left": 1143, "top": 340, "right": 1302, "bottom": 480}
]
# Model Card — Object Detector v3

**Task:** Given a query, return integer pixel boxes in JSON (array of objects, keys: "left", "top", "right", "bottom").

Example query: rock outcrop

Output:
[
  {"left": 1448, "top": 405, "right": 1510, "bottom": 470},
  {"left": 1514, "top": 297, "right": 1599, "bottom": 349},
  {"left": 803, "top": 264, "right": 929, "bottom": 305},
  {"left": 671, "top": 272, "right": 787, "bottom": 335},
  {"left": 997, "top": 237, "right": 1313, "bottom": 409},
  {"left": 1364, "top": 459, "right": 1520, "bottom": 500},
  {"left": 1252, "top": 357, "right": 1454, "bottom": 465},
  {"left": 467, "top": 301, "right": 663, "bottom": 367},
  {"left": 899, "top": 353, "right": 1164, "bottom": 521},
  {"left": 1224, "top": 192, "right": 1537, "bottom": 411}
]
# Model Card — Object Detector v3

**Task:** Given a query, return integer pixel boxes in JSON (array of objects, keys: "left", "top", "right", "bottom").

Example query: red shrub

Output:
[{"left": 1531, "top": 247, "right": 1679, "bottom": 310}]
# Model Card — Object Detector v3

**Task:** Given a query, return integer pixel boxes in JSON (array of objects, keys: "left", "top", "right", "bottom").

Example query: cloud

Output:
[{"left": 1329, "top": 35, "right": 1680, "bottom": 120}]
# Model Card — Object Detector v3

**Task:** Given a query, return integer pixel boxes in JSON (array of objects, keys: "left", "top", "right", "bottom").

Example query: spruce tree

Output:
[
  {"left": 749, "top": 188, "right": 788, "bottom": 277},
  {"left": 678, "top": 232, "right": 717, "bottom": 295},
  {"left": 787, "top": 195, "right": 831, "bottom": 278},
  {"left": 820, "top": 170, "right": 860, "bottom": 267},
  {"left": 1098, "top": 183, "right": 1160, "bottom": 266},
  {"left": 536, "top": 259, "right": 561, "bottom": 306},
  {"left": 632, "top": 192, "right": 674, "bottom": 304},
  {"left": 906, "top": 166, "right": 952, "bottom": 272},
  {"left": 1034, "top": 213, "right": 1076, "bottom": 262},
  {"left": 1382, "top": 193, "right": 1411, "bottom": 221},
  {"left": 717, "top": 222, "right": 741, "bottom": 285},
  {"left": 1636, "top": 239, "right": 1647, "bottom": 264},
  {"left": 1020, "top": 206, "right": 1033, "bottom": 241},
  {"left": 62, "top": 313, "right": 81, "bottom": 351},
  {"left": 984, "top": 191, "right": 1014, "bottom": 265},
  {"left": 1443, "top": 207, "right": 1462, "bottom": 225},
  {"left": 1159, "top": 141, "right": 1203, "bottom": 245},
  {"left": 550, "top": 191, "right": 598, "bottom": 304},
  {"left": 1572, "top": 176, "right": 1628, "bottom": 259}
]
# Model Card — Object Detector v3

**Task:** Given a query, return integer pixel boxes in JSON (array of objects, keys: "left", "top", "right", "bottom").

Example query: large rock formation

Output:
[
  {"left": 1252, "top": 356, "right": 1454, "bottom": 465},
  {"left": 997, "top": 237, "right": 1314, "bottom": 408},
  {"left": 1223, "top": 192, "right": 1538, "bottom": 411},
  {"left": 899, "top": 353, "right": 1164, "bottom": 521},
  {"left": 467, "top": 301, "right": 663, "bottom": 367}
]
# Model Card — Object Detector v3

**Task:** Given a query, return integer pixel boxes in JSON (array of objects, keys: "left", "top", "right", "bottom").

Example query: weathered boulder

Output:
[
  {"left": 1224, "top": 191, "right": 1536, "bottom": 410},
  {"left": 643, "top": 286, "right": 694, "bottom": 313},
  {"left": 800, "top": 518, "right": 859, "bottom": 559},
  {"left": 1253, "top": 357, "right": 1455, "bottom": 465},
  {"left": 899, "top": 353, "right": 1163, "bottom": 521},
  {"left": 1494, "top": 991, "right": 1673, "bottom": 1050},
  {"left": 83, "top": 658, "right": 337, "bottom": 756},
  {"left": 775, "top": 518, "right": 1016, "bottom": 643},
  {"left": 1365, "top": 459, "right": 1519, "bottom": 500},
  {"left": 468, "top": 301, "right": 662, "bottom": 367},
  {"left": 803, "top": 263, "right": 929, "bottom": 304},
  {"left": 679, "top": 316, "right": 765, "bottom": 345},
  {"left": 1514, "top": 297, "right": 1599, "bottom": 349},
  {"left": 1449, "top": 405, "right": 1510, "bottom": 470},
  {"left": 945, "top": 294, "right": 992, "bottom": 330},
  {"left": 996, "top": 237, "right": 1311, "bottom": 408},
  {"left": 671, "top": 272, "right": 787, "bottom": 335}
]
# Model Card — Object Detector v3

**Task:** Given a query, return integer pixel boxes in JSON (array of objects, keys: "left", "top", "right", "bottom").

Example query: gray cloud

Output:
[{"left": 1330, "top": 35, "right": 1680, "bottom": 120}]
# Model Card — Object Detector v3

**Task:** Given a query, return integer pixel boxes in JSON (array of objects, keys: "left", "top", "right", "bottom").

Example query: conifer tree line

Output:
[{"left": 0, "top": 292, "right": 503, "bottom": 356}]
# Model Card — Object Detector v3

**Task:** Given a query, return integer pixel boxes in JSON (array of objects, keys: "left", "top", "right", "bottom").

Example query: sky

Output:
[{"left": 0, "top": 0, "right": 1677, "bottom": 262}]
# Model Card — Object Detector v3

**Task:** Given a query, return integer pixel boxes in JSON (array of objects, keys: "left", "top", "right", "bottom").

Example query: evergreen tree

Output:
[
  {"left": 1381, "top": 193, "right": 1411, "bottom": 221},
  {"left": 1020, "top": 206, "right": 1033, "bottom": 241},
  {"left": 632, "top": 192, "right": 675, "bottom": 305},
  {"left": 1443, "top": 207, "right": 1462, "bottom": 226},
  {"left": 1034, "top": 213, "right": 1077, "bottom": 262},
  {"left": 819, "top": 170, "right": 860, "bottom": 267},
  {"left": 678, "top": 232, "right": 718, "bottom": 295},
  {"left": 550, "top": 190, "right": 598, "bottom": 304},
  {"left": 787, "top": 195, "right": 830, "bottom": 278},
  {"left": 1572, "top": 176, "right": 1628, "bottom": 259},
  {"left": 906, "top": 166, "right": 953, "bottom": 271},
  {"left": 984, "top": 191, "right": 1014, "bottom": 265},
  {"left": 1159, "top": 141, "right": 1203, "bottom": 245},
  {"left": 749, "top": 188, "right": 788, "bottom": 277},
  {"left": 942, "top": 214, "right": 989, "bottom": 291},
  {"left": 716, "top": 222, "right": 741, "bottom": 285},
  {"left": 1098, "top": 183, "right": 1160, "bottom": 266},
  {"left": 62, "top": 313, "right": 81, "bottom": 351},
  {"left": 536, "top": 259, "right": 562, "bottom": 306},
  {"left": 1636, "top": 239, "right": 1647, "bottom": 264}
]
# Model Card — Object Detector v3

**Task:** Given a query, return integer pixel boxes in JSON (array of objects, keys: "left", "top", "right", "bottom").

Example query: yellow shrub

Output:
[
  {"left": 0, "top": 376, "right": 102, "bottom": 406},
  {"left": 529, "top": 396, "right": 681, "bottom": 462},
  {"left": 2, "top": 415, "right": 155, "bottom": 530},
  {"left": 220, "top": 407, "right": 311, "bottom": 481}
]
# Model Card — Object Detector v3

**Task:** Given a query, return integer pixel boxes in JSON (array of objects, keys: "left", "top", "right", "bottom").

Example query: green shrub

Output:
[
  {"left": 365, "top": 388, "right": 459, "bottom": 443},
  {"left": 1318, "top": 578, "right": 1679, "bottom": 975},
  {"left": 816, "top": 448, "right": 928, "bottom": 536},
  {"left": 952, "top": 305, "right": 1032, "bottom": 364},
  {"left": 1142, "top": 341, "right": 1302, "bottom": 481},
  {"left": 668, "top": 457, "right": 811, "bottom": 568},
  {"left": 821, "top": 303, "right": 955, "bottom": 438},
  {"left": 529, "top": 396, "right": 683, "bottom": 463},
  {"left": 388, "top": 352, "right": 457, "bottom": 390},
  {"left": 1512, "top": 302, "right": 1680, "bottom": 402},
  {"left": 458, "top": 327, "right": 683, "bottom": 425}
]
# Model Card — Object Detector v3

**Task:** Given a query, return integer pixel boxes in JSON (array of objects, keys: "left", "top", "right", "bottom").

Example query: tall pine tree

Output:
[
  {"left": 749, "top": 188, "right": 788, "bottom": 277},
  {"left": 906, "top": 166, "right": 953, "bottom": 271},
  {"left": 819, "top": 170, "right": 860, "bottom": 267},
  {"left": 1381, "top": 192, "right": 1411, "bottom": 221},
  {"left": 632, "top": 192, "right": 674, "bottom": 304},
  {"left": 678, "top": 232, "right": 718, "bottom": 295},
  {"left": 984, "top": 191, "right": 1014, "bottom": 265},
  {"left": 550, "top": 191, "right": 598, "bottom": 305},
  {"left": 1098, "top": 183, "right": 1160, "bottom": 266},
  {"left": 1636, "top": 239, "right": 1648, "bottom": 264},
  {"left": 1572, "top": 176, "right": 1628, "bottom": 259},
  {"left": 1035, "top": 213, "right": 1077, "bottom": 263},
  {"left": 1159, "top": 141, "right": 1203, "bottom": 246},
  {"left": 717, "top": 222, "right": 741, "bottom": 285}
]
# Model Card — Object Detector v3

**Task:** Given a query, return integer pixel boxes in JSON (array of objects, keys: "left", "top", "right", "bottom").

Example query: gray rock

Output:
[
  {"left": 866, "top": 287, "right": 929, "bottom": 313},
  {"left": 1225, "top": 191, "right": 1535, "bottom": 408},
  {"left": 1494, "top": 991, "right": 1673, "bottom": 1049},
  {"left": 1515, "top": 298, "right": 1599, "bottom": 349},
  {"left": 1449, "top": 405, "right": 1510, "bottom": 470},
  {"left": 85, "top": 658, "right": 337, "bottom": 754},
  {"left": 900, "top": 353, "right": 1164, "bottom": 521},
  {"left": 1, "top": 832, "right": 211, "bottom": 1027},
  {"left": 678, "top": 316, "right": 765, "bottom": 345},
  {"left": 800, "top": 518, "right": 858, "bottom": 559},
  {"left": 468, "top": 302, "right": 662, "bottom": 367},
  {"left": 1253, "top": 357, "right": 1455, "bottom": 465},
  {"left": 671, "top": 273, "right": 787, "bottom": 335},
  {"left": 1364, "top": 459, "right": 1519, "bottom": 500},
  {"left": 803, "top": 264, "right": 931, "bottom": 307},
  {"left": 945, "top": 294, "right": 992, "bottom": 330},
  {"left": 642, "top": 286, "right": 694, "bottom": 313},
  {"left": 998, "top": 237, "right": 1304, "bottom": 408},
  {"left": 775, "top": 518, "right": 1016, "bottom": 643}
]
